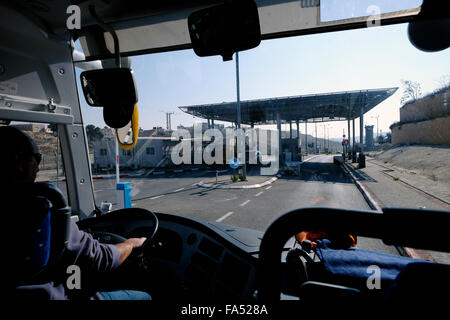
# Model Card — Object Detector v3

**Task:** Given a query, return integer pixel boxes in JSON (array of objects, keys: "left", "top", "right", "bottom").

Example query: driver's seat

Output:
[
  {"left": 383, "top": 261, "right": 450, "bottom": 307},
  {"left": 3, "top": 183, "right": 72, "bottom": 292}
]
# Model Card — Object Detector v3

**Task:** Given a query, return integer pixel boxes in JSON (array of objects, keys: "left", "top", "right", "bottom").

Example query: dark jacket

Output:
[{"left": 15, "top": 220, "right": 120, "bottom": 300}]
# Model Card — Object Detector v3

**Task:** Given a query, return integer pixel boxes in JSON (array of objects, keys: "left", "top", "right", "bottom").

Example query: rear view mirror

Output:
[
  {"left": 80, "top": 68, "right": 138, "bottom": 128},
  {"left": 407, "top": 0, "right": 450, "bottom": 52},
  {"left": 188, "top": 0, "right": 261, "bottom": 61}
]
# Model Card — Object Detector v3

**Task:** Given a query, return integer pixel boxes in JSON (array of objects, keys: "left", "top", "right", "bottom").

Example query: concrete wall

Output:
[
  {"left": 11, "top": 123, "right": 46, "bottom": 132},
  {"left": 400, "top": 88, "right": 449, "bottom": 123},
  {"left": 391, "top": 117, "right": 450, "bottom": 145}
]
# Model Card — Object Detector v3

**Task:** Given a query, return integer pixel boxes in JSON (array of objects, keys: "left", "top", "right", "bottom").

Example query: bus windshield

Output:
[{"left": 75, "top": 21, "right": 450, "bottom": 262}]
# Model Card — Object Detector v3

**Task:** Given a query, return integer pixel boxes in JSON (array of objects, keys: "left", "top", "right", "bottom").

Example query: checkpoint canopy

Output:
[{"left": 179, "top": 88, "right": 398, "bottom": 125}]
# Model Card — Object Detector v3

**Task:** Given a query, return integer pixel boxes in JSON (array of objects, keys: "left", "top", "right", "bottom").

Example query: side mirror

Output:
[
  {"left": 187, "top": 0, "right": 261, "bottom": 61},
  {"left": 80, "top": 68, "right": 138, "bottom": 128}
]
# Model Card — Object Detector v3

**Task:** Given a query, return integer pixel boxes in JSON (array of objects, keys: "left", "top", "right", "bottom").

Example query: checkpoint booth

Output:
[{"left": 179, "top": 88, "right": 398, "bottom": 169}]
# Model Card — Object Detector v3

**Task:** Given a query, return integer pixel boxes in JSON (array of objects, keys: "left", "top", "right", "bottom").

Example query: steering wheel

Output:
[
  {"left": 85, "top": 208, "right": 159, "bottom": 253},
  {"left": 90, "top": 231, "right": 128, "bottom": 244},
  {"left": 130, "top": 209, "right": 160, "bottom": 257}
]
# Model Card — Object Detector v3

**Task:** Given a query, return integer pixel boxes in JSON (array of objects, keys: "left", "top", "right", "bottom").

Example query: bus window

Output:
[{"left": 7, "top": 122, "right": 68, "bottom": 200}]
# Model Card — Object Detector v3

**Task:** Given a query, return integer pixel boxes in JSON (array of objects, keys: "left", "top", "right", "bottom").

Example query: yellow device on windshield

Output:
[{"left": 115, "top": 104, "right": 139, "bottom": 150}]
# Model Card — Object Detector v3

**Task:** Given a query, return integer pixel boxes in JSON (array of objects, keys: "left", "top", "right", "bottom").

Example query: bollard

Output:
[
  {"left": 116, "top": 182, "right": 132, "bottom": 209},
  {"left": 358, "top": 154, "right": 366, "bottom": 168},
  {"left": 352, "top": 151, "right": 357, "bottom": 163}
]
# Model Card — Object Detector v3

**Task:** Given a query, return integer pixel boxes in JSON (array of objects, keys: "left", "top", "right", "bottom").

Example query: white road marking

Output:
[
  {"left": 216, "top": 211, "right": 234, "bottom": 223},
  {"left": 174, "top": 188, "right": 185, "bottom": 192},
  {"left": 265, "top": 186, "right": 272, "bottom": 190},
  {"left": 240, "top": 200, "right": 251, "bottom": 207},
  {"left": 303, "top": 155, "right": 320, "bottom": 162},
  {"left": 255, "top": 191, "right": 263, "bottom": 197},
  {"left": 150, "top": 195, "right": 164, "bottom": 200}
]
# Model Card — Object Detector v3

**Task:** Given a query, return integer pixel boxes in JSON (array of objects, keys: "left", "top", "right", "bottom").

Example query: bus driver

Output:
[{"left": 0, "top": 125, "right": 151, "bottom": 300}]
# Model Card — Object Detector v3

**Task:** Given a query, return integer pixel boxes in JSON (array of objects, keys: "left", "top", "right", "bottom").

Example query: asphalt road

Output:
[{"left": 92, "top": 154, "right": 398, "bottom": 255}]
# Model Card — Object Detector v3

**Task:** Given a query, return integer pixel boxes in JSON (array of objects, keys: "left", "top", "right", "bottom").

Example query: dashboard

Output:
[{"left": 77, "top": 209, "right": 264, "bottom": 300}]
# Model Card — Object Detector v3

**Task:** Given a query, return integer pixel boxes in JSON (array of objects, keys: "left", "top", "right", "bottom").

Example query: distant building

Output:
[
  {"left": 365, "top": 125, "right": 374, "bottom": 149},
  {"left": 100, "top": 126, "right": 115, "bottom": 140},
  {"left": 93, "top": 139, "right": 172, "bottom": 170},
  {"left": 11, "top": 123, "right": 46, "bottom": 132},
  {"left": 141, "top": 127, "right": 171, "bottom": 137}
]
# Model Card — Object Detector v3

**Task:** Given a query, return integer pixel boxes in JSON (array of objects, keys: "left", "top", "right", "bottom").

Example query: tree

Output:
[
  {"left": 376, "top": 135, "right": 384, "bottom": 144},
  {"left": 400, "top": 79, "right": 422, "bottom": 104},
  {"left": 436, "top": 74, "right": 450, "bottom": 92},
  {"left": 86, "top": 124, "right": 104, "bottom": 142},
  {"left": 48, "top": 123, "right": 58, "bottom": 133},
  {"left": 385, "top": 132, "right": 392, "bottom": 144}
]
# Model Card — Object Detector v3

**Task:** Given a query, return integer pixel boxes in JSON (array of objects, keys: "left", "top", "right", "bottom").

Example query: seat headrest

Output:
[
  {"left": 19, "top": 198, "right": 51, "bottom": 267},
  {"left": 2, "top": 183, "right": 71, "bottom": 288},
  {"left": 383, "top": 262, "right": 450, "bottom": 306}
]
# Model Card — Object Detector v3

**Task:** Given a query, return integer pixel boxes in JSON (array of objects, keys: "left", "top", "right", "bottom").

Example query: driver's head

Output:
[{"left": 0, "top": 126, "right": 40, "bottom": 183}]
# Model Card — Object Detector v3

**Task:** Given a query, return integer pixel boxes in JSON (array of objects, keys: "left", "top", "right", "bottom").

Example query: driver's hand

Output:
[
  {"left": 125, "top": 237, "right": 147, "bottom": 249},
  {"left": 115, "top": 237, "right": 147, "bottom": 266}
]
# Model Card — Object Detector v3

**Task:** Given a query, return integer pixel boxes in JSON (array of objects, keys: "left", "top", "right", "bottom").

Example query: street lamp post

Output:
[
  {"left": 323, "top": 125, "right": 326, "bottom": 152},
  {"left": 320, "top": 124, "right": 327, "bottom": 153},
  {"left": 235, "top": 52, "right": 247, "bottom": 180},
  {"left": 327, "top": 126, "right": 330, "bottom": 152}
]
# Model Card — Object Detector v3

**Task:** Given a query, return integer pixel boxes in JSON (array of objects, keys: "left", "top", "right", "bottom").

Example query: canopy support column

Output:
[
  {"left": 352, "top": 118, "right": 356, "bottom": 163},
  {"left": 277, "top": 111, "right": 282, "bottom": 165},
  {"left": 347, "top": 118, "right": 351, "bottom": 160},
  {"left": 359, "top": 105, "right": 366, "bottom": 168},
  {"left": 296, "top": 120, "right": 301, "bottom": 161},
  {"left": 289, "top": 120, "right": 292, "bottom": 139},
  {"left": 305, "top": 120, "right": 308, "bottom": 155},
  {"left": 315, "top": 121, "right": 318, "bottom": 154}
]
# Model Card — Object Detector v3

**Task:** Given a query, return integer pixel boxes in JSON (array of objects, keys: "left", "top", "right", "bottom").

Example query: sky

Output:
[{"left": 76, "top": 4, "right": 449, "bottom": 141}]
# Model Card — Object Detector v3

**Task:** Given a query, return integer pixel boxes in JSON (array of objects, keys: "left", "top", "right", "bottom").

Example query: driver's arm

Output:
[
  {"left": 114, "top": 237, "right": 146, "bottom": 266},
  {"left": 65, "top": 221, "right": 146, "bottom": 272}
]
